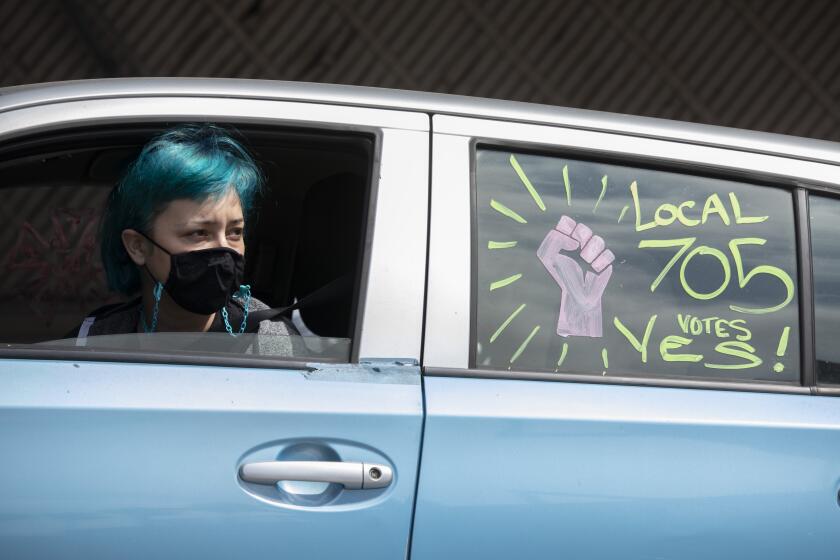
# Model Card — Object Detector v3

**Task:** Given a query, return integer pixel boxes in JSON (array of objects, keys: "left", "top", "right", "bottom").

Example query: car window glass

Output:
[
  {"left": 474, "top": 148, "right": 800, "bottom": 383},
  {"left": 0, "top": 126, "right": 372, "bottom": 364},
  {"left": 809, "top": 194, "right": 840, "bottom": 385}
]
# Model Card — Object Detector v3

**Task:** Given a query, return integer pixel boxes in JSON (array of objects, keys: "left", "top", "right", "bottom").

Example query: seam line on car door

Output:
[
  {"left": 405, "top": 369, "right": 427, "bottom": 560},
  {"left": 406, "top": 115, "right": 434, "bottom": 560}
]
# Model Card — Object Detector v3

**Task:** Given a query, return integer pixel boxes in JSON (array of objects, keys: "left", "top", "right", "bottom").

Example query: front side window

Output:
[
  {"left": 474, "top": 148, "right": 800, "bottom": 383},
  {"left": 0, "top": 124, "right": 372, "bottom": 364}
]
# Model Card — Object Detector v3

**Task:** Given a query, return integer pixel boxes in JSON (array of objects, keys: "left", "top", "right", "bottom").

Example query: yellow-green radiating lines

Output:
[
  {"left": 488, "top": 241, "right": 517, "bottom": 249},
  {"left": 593, "top": 175, "right": 608, "bottom": 213},
  {"left": 490, "top": 199, "right": 527, "bottom": 223},
  {"left": 490, "top": 303, "right": 526, "bottom": 343},
  {"left": 511, "top": 326, "right": 541, "bottom": 363},
  {"left": 509, "top": 154, "right": 546, "bottom": 211},
  {"left": 556, "top": 343, "right": 569, "bottom": 368},
  {"left": 617, "top": 205, "right": 629, "bottom": 223},
  {"left": 489, "top": 306, "right": 545, "bottom": 365},
  {"left": 562, "top": 165, "right": 572, "bottom": 206},
  {"left": 490, "top": 273, "right": 522, "bottom": 291}
]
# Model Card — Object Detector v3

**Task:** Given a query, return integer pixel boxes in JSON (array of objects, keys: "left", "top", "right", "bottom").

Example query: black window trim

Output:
[
  {"left": 800, "top": 186, "right": 840, "bottom": 394},
  {"left": 458, "top": 135, "right": 832, "bottom": 396},
  {"left": 795, "top": 188, "right": 816, "bottom": 392},
  {"left": 0, "top": 120, "right": 384, "bottom": 371}
]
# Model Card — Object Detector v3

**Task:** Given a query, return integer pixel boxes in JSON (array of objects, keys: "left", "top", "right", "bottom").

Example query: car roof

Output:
[{"left": 2, "top": 77, "right": 840, "bottom": 166}]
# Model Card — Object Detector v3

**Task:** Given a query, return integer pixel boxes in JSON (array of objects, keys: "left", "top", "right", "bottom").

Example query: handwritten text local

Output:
[{"left": 631, "top": 182, "right": 767, "bottom": 230}]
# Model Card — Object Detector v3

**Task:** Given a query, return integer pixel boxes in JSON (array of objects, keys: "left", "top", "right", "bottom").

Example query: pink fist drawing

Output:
[{"left": 537, "top": 215, "right": 615, "bottom": 338}]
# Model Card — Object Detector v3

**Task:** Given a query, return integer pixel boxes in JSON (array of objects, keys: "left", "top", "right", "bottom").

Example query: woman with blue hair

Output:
[{"left": 75, "top": 124, "right": 294, "bottom": 345}]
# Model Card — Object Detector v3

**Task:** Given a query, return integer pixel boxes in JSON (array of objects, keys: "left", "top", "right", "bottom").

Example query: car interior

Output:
[{"left": 0, "top": 123, "right": 374, "bottom": 347}]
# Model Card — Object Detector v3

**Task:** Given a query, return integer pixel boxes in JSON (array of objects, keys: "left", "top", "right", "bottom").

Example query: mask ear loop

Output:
[
  {"left": 221, "top": 284, "right": 251, "bottom": 336},
  {"left": 138, "top": 236, "right": 168, "bottom": 334},
  {"left": 140, "top": 281, "right": 164, "bottom": 333}
]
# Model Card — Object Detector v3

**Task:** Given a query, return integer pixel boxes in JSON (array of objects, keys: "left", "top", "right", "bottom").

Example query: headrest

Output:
[{"left": 292, "top": 172, "right": 365, "bottom": 338}]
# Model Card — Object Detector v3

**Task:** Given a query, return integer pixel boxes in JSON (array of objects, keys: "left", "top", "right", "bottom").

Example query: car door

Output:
[
  {"left": 0, "top": 84, "right": 429, "bottom": 559},
  {"left": 415, "top": 113, "right": 840, "bottom": 559}
]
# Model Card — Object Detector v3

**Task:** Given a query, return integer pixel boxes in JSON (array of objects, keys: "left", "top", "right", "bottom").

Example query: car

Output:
[{"left": 1, "top": 78, "right": 839, "bottom": 560}]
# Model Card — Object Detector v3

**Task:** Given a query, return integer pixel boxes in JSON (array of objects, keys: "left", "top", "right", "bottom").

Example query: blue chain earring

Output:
[
  {"left": 221, "top": 284, "right": 251, "bottom": 336},
  {"left": 140, "top": 281, "right": 164, "bottom": 333}
]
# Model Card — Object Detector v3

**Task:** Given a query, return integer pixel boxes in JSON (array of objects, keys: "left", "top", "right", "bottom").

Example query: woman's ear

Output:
[{"left": 121, "top": 229, "right": 149, "bottom": 266}]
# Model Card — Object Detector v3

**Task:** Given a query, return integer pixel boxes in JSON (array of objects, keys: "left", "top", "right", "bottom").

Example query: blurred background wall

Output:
[{"left": 1, "top": 0, "right": 839, "bottom": 140}]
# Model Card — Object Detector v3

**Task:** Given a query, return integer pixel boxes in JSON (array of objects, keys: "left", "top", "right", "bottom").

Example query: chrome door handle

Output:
[{"left": 238, "top": 460, "right": 393, "bottom": 489}]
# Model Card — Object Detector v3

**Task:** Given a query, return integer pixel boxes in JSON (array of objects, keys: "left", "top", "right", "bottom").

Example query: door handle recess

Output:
[{"left": 239, "top": 460, "right": 392, "bottom": 489}]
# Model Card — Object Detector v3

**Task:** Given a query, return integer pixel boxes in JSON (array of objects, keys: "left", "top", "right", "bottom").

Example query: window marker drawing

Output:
[
  {"left": 490, "top": 303, "right": 526, "bottom": 343},
  {"left": 556, "top": 343, "right": 569, "bottom": 370},
  {"left": 614, "top": 315, "right": 657, "bottom": 363},
  {"left": 537, "top": 215, "right": 614, "bottom": 338},
  {"left": 490, "top": 273, "right": 523, "bottom": 291},
  {"left": 617, "top": 205, "right": 629, "bottom": 223},
  {"left": 511, "top": 325, "right": 541, "bottom": 363},
  {"left": 562, "top": 165, "right": 572, "bottom": 206},
  {"left": 509, "top": 154, "right": 546, "bottom": 211},
  {"left": 593, "top": 175, "right": 608, "bottom": 213},
  {"left": 488, "top": 241, "right": 517, "bottom": 249},
  {"left": 490, "top": 199, "right": 527, "bottom": 223},
  {"left": 639, "top": 236, "right": 794, "bottom": 313},
  {"left": 774, "top": 326, "right": 791, "bottom": 373},
  {"left": 479, "top": 153, "right": 797, "bottom": 376}
]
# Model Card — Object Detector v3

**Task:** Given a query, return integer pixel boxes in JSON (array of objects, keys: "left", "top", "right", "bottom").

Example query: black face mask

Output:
[{"left": 140, "top": 232, "right": 245, "bottom": 315}]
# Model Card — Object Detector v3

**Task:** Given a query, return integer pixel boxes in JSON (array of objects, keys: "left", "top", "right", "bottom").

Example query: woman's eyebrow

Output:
[{"left": 179, "top": 218, "right": 244, "bottom": 227}]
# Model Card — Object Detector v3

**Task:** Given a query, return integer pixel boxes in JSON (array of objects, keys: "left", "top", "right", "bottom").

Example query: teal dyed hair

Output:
[{"left": 101, "top": 124, "right": 263, "bottom": 295}]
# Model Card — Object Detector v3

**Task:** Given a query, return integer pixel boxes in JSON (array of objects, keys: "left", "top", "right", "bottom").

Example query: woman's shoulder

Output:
[{"left": 73, "top": 298, "right": 141, "bottom": 338}]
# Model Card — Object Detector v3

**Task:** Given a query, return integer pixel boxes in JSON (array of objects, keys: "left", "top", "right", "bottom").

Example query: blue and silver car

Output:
[{"left": 1, "top": 79, "right": 839, "bottom": 559}]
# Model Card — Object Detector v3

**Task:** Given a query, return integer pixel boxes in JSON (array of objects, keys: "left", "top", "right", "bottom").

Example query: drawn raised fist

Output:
[{"left": 537, "top": 215, "right": 615, "bottom": 337}]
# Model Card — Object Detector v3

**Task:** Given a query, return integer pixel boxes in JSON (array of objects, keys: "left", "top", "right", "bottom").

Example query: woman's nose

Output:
[{"left": 211, "top": 232, "right": 231, "bottom": 248}]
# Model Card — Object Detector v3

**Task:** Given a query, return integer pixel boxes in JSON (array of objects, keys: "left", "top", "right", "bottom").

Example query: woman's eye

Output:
[
  {"left": 227, "top": 228, "right": 244, "bottom": 239},
  {"left": 189, "top": 230, "right": 209, "bottom": 239}
]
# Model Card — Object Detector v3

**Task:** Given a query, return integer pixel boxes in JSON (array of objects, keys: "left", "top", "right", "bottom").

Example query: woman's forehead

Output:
[{"left": 156, "top": 191, "right": 244, "bottom": 227}]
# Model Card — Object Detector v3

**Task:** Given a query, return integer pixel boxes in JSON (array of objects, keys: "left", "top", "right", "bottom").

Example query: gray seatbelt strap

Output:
[
  {"left": 248, "top": 274, "right": 351, "bottom": 324},
  {"left": 75, "top": 316, "right": 96, "bottom": 346}
]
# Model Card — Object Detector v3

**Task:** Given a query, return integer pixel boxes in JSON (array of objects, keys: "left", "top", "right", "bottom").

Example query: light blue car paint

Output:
[
  {"left": 0, "top": 359, "right": 422, "bottom": 559},
  {"left": 411, "top": 376, "right": 840, "bottom": 560}
]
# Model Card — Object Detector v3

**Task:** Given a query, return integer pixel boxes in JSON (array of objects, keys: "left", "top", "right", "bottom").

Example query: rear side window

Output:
[
  {"left": 474, "top": 148, "right": 800, "bottom": 383},
  {"left": 809, "top": 194, "right": 840, "bottom": 386}
]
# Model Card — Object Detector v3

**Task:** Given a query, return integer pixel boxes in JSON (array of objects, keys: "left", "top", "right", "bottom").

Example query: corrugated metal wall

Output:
[{"left": 1, "top": 0, "right": 839, "bottom": 140}]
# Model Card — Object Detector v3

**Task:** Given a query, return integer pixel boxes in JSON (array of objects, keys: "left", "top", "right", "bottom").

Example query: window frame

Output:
[
  {"left": 425, "top": 113, "right": 840, "bottom": 396},
  {"left": 0, "top": 95, "right": 430, "bottom": 369},
  {"left": 800, "top": 188, "right": 840, "bottom": 396}
]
